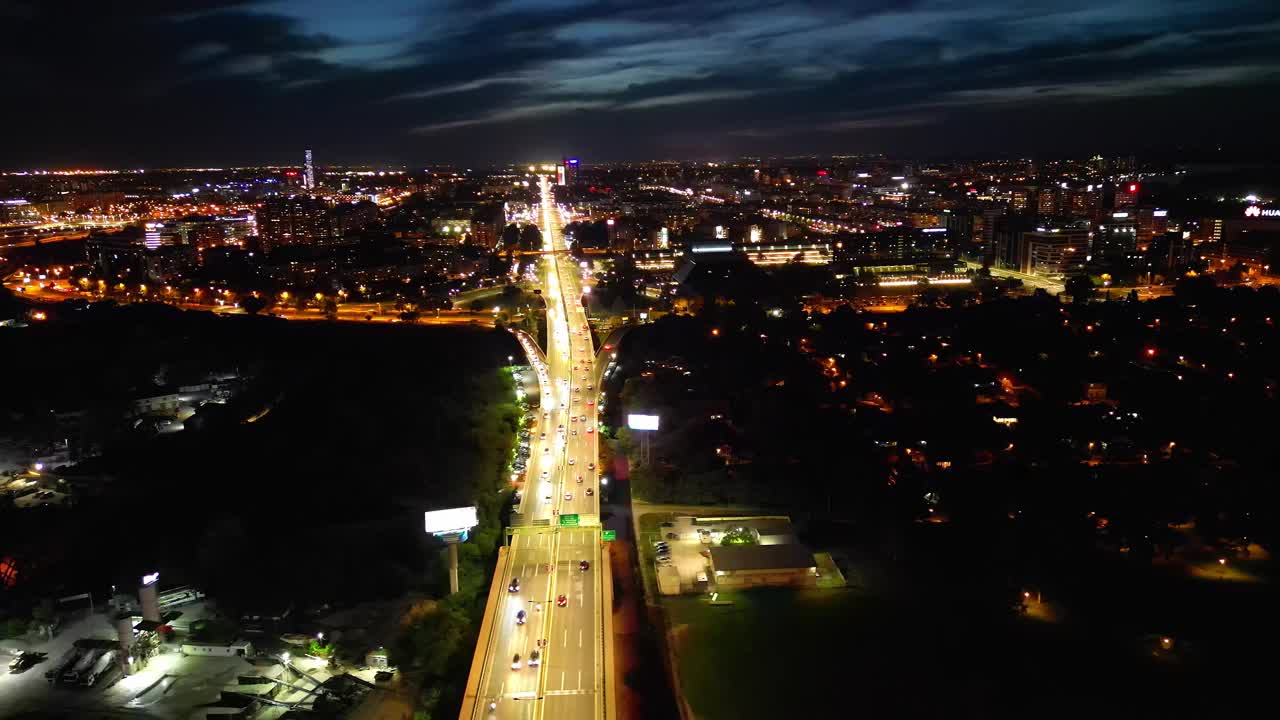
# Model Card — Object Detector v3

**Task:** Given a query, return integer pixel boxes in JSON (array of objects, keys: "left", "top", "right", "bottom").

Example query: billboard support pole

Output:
[
  {"left": 424, "top": 506, "right": 478, "bottom": 596},
  {"left": 447, "top": 540, "right": 461, "bottom": 594}
]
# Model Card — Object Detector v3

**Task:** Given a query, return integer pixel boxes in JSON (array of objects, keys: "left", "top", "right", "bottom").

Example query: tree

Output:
[
  {"left": 501, "top": 223, "right": 521, "bottom": 250},
  {"left": 720, "top": 527, "right": 756, "bottom": 545},
  {"left": 322, "top": 297, "right": 339, "bottom": 321},
  {"left": 1064, "top": 275, "right": 1094, "bottom": 302},
  {"left": 240, "top": 295, "right": 268, "bottom": 315},
  {"left": 519, "top": 224, "right": 542, "bottom": 252}
]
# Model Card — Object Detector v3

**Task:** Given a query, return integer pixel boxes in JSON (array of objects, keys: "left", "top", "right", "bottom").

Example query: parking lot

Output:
[
  {"left": 638, "top": 514, "right": 803, "bottom": 594},
  {"left": 1, "top": 609, "right": 253, "bottom": 719}
]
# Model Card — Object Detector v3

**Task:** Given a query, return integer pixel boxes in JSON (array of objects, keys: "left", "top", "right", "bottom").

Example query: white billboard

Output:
[
  {"left": 627, "top": 414, "right": 660, "bottom": 431},
  {"left": 424, "top": 506, "right": 478, "bottom": 534}
]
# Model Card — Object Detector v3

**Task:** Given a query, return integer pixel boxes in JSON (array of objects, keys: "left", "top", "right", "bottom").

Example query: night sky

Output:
[{"left": 4, "top": 0, "right": 1280, "bottom": 167}]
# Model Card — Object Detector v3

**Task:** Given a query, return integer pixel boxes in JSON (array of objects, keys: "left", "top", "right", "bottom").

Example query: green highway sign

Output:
[
  {"left": 601, "top": 530, "right": 617, "bottom": 541},
  {"left": 559, "top": 514, "right": 580, "bottom": 527}
]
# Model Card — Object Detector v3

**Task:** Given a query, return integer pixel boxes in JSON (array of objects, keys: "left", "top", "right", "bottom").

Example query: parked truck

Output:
[
  {"left": 81, "top": 649, "right": 117, "bottom": 686},
  {"left": 61, "top": 647, "right": 102, "bottom": 684},
  {"left": 44, "top": 647, "right": 81, "bottom": 681}
]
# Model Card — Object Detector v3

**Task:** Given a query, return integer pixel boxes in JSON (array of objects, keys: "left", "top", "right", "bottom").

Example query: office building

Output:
[
  {"left": 1114, "top": 182, "right": 1140, "bottom": 210},
  {"left": 562, "top": 157, "right": 580, "bottom": 186},
  {"left": 1095, "top": 211, "right": 1138, "bottom": 257},
  {"left": 992, "top": 214, "right": 1040, "bottom": 270},
  {"left": 1018, "top": 226, "right": 1091, "bottom": 278},
  {"left": 1135, "top": 208, "right": 1169, "bottom": 251}
]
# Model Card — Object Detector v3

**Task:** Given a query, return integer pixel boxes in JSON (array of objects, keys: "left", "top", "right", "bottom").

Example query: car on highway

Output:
[
  {"left": 528, "top": 650, "right": 541, "bottom": 667},
  {"left": 585, "top": 488, "right": 594, "bottom": 496},
  {"left": 667, "top": 532, "right": 679, "bottom": 540},
  {"left": 587, "top": 384, "right": 593, "bottom": 391},
  {"left": 511, "top": 654, "right": 522, "bottom": 670},
  {"left": 579, "top": 560, "right": 590, "bottom": 572},
  {"left": 571, "top": 429, "right": 577, "bottom": 435},
  {"left": 586, "top": 426, "right": 594, "bottom": 433},
  {"left": 541, "top": 470, "right": 549, "bottom": 479},
  {"left": 568, "top": 458, "right": 575, "bottom": 465},
  {"left": 516, "top": 610, "right": 527, "bottom": 625},
  {"left": 587, "top": 462, "right": 595, "bottom": 470},
  {"left": 564, "top": 492, "right": 573, "bottom": 500},
  {"left": 577, "top": 475, "right": 583, "bottom": 483},
  {"left": 509, "top": 578, "right": 520, "bottom": 593},
  {"left": 557, "top": 594, "right": 567, "bottom": 607}
]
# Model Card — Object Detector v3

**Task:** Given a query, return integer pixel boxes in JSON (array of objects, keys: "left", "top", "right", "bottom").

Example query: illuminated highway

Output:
[{"left": 464, "top": 175, "right": 607, "bottom": 720}]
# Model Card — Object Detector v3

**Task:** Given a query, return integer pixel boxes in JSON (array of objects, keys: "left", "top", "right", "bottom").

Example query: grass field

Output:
[{"left": 659, "top": 576, "right": 1278, "bottom": 720}]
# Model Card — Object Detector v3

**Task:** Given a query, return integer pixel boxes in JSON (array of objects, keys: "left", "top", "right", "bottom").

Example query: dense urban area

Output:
[
  {"left": 3, "top": 149, "right": 1277, "bottom": 719},
  {"left": 4, "top": 1, "right": 1280, "bottom": 715}
]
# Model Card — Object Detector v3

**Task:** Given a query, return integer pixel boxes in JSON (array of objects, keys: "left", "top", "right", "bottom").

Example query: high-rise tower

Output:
[{"left": 303, "top": 149, "right": 315, "bottom": 191}]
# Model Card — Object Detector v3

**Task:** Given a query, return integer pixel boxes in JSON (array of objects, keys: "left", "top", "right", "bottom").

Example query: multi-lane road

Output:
[{"left": 464, "top": 175, "right": 608, "bottom": 720}]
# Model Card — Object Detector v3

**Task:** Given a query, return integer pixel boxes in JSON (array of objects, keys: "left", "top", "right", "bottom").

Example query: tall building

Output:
[
  {"left": 1018, "top": 226, "right": 1091, "bottom": 278},
  {"left": 1114, "top": 182, "right": 1139, "bottom": 209},
  {"left": 1135, "top": 208, "right": 1169, "bottom": 251},
  {"left": 1065, "top": 186, "right": 1101, "bottom": 218},
  {"left": 1095, "top": 211, "right": 1138, "bottom": 257},
  {"left": 1009, "top": 186, "right": 1034, "bottom": 212},
  {"left": 992, "top": 214, "right": 1040, "bottom": 270},
  {"left": 303, "top": 149, "right": 315, "bottom": 191},
  {"left": 1037, "top": 187, "right": 1058, "bottom": 215},
  {"left": 562, "top": 157, "right": 580, "bottom": 186},
  {"left": 257, "top": 196, "right": 336, "bottom": 251}
]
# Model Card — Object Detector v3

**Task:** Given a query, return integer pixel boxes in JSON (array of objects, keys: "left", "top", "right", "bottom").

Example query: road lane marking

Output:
[
  {"left": 563, "top": 629, "right": 567, "bottom": 646},
  {"left": 561, "top": 671, "right": 565, "bottom": 690},
  {"left": 578, "top": 629, "right": 583, "bottom": 648},
  {"left": 578, "top": 670, "right": 582, "bottom": 689}
]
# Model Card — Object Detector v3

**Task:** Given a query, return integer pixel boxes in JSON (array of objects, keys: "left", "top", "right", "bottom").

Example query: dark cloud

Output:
[{"left": 1, "top": 0, "right": 1278, "bottom": 167}]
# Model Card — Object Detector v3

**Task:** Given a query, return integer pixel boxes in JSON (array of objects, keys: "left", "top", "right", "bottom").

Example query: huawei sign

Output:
[{"left": 1244, "top": 206, "right": 1280, "bottom": 218}]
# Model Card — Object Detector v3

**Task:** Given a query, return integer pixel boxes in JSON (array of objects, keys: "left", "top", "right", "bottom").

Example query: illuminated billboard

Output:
[
  {"left": 627, "top": 414, "right": 660, "bottom": 431},
  {"left": 424, "top": 506, "right": 479, "bottom": 535}
]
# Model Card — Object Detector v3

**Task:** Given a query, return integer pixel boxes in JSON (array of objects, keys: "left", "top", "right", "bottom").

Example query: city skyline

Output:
[{"left": 3, "top": 0, "right": 1280, "bottom": 168}]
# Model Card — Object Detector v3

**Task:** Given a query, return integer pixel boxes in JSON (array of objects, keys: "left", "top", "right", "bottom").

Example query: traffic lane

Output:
[
  {"left": 547, "top": 535, "right": 599, "bottom": 720},
  {"left": 543, "top": 692, "right": 596, "bottom": 720},
  {"left": 546, "top": 530, "right": 598, "bottom": 694},
  {"left": 483, "top": 533, "right": 555, "bottom": 708}
]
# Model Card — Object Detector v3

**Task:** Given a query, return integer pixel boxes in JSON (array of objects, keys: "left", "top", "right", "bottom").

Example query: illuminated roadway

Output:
[{"left": 465, "top": 175, "right": 606, "bottom": 720}]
